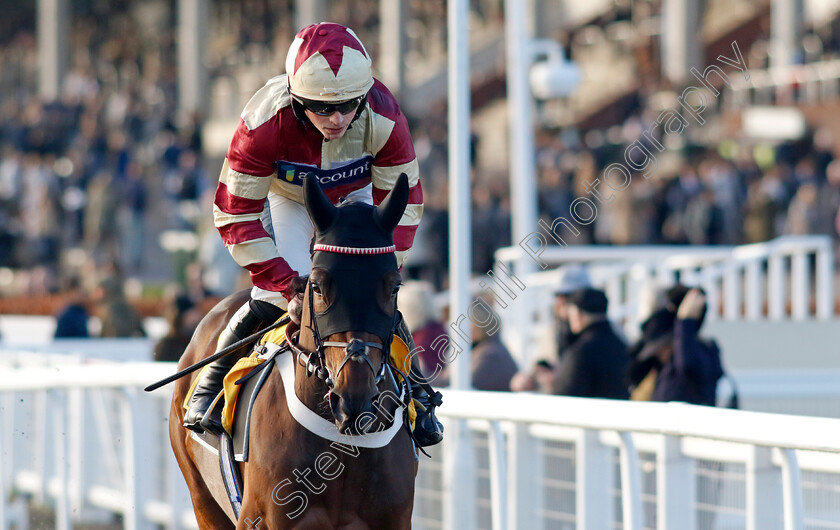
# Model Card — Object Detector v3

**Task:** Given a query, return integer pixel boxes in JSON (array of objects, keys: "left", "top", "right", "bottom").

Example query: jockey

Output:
[{"left": 184, "top": 22, "right": 443, "bottom": 447}]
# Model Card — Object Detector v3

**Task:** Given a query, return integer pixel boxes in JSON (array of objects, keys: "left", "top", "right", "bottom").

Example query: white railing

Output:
[
  {"left": 419, "top": 390, "right": 840, "bottom": 530},
  {"left": 723, "top": 58, "right": 840, "bottom": 109},
  {"left": 0, "top": 361, "right": 197, "bottom": 530},
  {"left": 3, "top": 355, "right": 840, "bottom": 530},
  {"left": 494, "top": 236, "right": 835, "bottom": 363}
]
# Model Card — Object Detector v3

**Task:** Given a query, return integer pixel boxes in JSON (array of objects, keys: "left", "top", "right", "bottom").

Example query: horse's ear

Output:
[
  {"left": 375, "top": 173, "right": 409, "bottom": 234},
  {"left": 303, "top": 175, "right": 338, "bottom": 233}
]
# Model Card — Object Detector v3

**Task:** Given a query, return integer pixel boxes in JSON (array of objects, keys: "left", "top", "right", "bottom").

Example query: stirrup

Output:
[
  {"left": 184, "top": 387, "right": 225, "bottom": 434},
  {"left": 198, "top": 391, "right": 226, "bottom": 435},
  {"left": 412, "top": 389, "right": 444, "bottom": 447}
]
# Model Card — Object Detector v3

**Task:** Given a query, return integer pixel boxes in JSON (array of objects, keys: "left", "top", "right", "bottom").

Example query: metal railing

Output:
[
  {"left": 418, "top": 390, "right": 840, "bottom": 530},
  {"left": 0, "top": 360, "right": 196, "bottom": 530},
  {"left": 3, "top": 355, "right": 840, "bottom": 530},
  {"left": 494, "top": 235, "right": 835, "bottom": 364},
  {"left": 723, "top": 58, "right": 840, "bottom": 109}
]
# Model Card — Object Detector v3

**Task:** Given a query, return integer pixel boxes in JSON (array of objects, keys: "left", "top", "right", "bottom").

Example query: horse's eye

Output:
[
  {"left": 391, "top": 285, "right": 401, "bottom": 296},
  {"left": 311, "top": 283, "right": 322, "bottom": 295}
]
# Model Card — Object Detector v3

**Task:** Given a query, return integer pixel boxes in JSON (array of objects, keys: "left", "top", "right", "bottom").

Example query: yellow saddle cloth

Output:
[{"left": 186, "top": 321, "right": 417, "bottom": 435}]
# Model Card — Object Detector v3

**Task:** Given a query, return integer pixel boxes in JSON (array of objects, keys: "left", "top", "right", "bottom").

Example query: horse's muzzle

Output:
[{"left": 330, "top": 391, "right": 380, "bottom": 434}]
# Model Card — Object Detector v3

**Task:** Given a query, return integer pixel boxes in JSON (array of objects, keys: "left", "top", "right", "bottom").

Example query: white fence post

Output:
[
  {"left": 790, "top": 252, "right": 808, "bottom": 320},
  {"left": 1, "top": 392, "right": 14, "bottom": 506},
  {"left": 34, "top": 389, "right": 48, "bottom": 504},
  {"left": 167, "top": 447, "right": 192, "bottom": 530},
  {"left": 121, "top": 388, "right": 157, "bottom": 530},
  {"left": 815, "top": 242, "right": 834, "bottom": 319},
  {"left": 443, "top": 420, "right": 476, "bottom": 530},
  {"left": 618, "top": 432, "right": 643, "bottom": 530},
  {"left": 487, "top": 421, "right": 507, "bottom": 530},
  {"left": 507, "top": 423, "right": 540, "bottom": 530},
  {"left": 701, "top": 267, "right": 721, "bottom": 322},
  {"left": 780, "top": 448, "right": 804, "bottom": 530},
  {"left": 605, "top": 276, "right": 623, "bottom": 324},
  {"left": 657, "top": 435, "right": 695, "bottom": 530},
  {"left": 627, "top": 263, "right": 653, "bottom": 335},
  {"left": 51, "top": 389, "right": 71, "bottom": 530},
  {"left": 0, "top": 402, "right": 7, "bottom": 530},
  {"left": 656, "top": 266, "right": 676, "bottom": 288},
  {"left": 576, "top": 429, "right": 613, "bottom": 530},
  {"left": 67, "top": 388, "right": 84, "bottom": 520},
  {"left": 768, "top": 254, "right": 786, "bottom": 320},
  {"left": 746, "top": 446, "right": 782, "bottom": 530},
  {"left": 680, "top": 267, "right": 700, "bottom": 287}
]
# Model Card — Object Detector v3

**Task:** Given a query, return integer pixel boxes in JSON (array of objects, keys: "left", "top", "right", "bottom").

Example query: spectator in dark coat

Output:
[
  {"left": 628, "top": 284, "right": 726, "bottom": 530},
  {"left": 551, "top": 264, "right": 591, "bottom": 358},
  {"left": 54, "top": 277, "right": 89, "bottom": 338},
  {"left": 511, "top": 264, "right": 591, "bottom": 392},
  {"left": 546, "top": 288, "right": 629, "bottom": 399},
  {"left": 627, "top": 285, "right": 723, "bottom": 406}
]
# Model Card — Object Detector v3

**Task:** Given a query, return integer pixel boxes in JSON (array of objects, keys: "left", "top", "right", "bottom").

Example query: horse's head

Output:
[{"left": 299, "top": 173, "right": 409, "bottom": 434}]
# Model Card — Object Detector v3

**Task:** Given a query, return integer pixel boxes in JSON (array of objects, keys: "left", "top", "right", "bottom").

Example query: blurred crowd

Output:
[
  {"left": 402, "top": 263, "right": 730, "bottom": 413},
  {"left": 404, "top": 120, "right": 840, "bottom": 292},
  {"left": 532, "top": 127, "right": 840, "bottom": 247},
  {"left": 1, "top": 1, "right": 839, "bottom": 353},
  {"left": 0, "top": 1, "right": 209, "bottom": 295}
]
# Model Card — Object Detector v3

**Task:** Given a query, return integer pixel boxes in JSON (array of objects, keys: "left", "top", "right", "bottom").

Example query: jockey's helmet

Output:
[{"left": 286, "top": 23, "right": 374, "bottom": 103}]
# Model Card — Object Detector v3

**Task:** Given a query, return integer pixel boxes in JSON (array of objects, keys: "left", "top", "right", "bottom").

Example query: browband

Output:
[{"left": 313, "top": 243, "right": 396, "bottom": 255}]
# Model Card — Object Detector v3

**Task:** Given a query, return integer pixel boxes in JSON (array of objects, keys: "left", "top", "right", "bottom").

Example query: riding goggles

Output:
[{"left": 293, "top": 95, "right": 364, "bottom": 116}]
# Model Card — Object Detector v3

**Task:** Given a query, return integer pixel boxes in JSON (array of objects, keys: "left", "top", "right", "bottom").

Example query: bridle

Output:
[
  {"left": 288, "top": 285, "right": 397, "bottom": 389},
  {"left": 287, "top": 244, "right": 399, "bottom": 391}
]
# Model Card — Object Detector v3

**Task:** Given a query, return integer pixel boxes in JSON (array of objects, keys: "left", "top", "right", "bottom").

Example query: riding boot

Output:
[
  {"left": 183, "top": 299, "right": 285, "bottom": 434},
  {"left": 395, "top": 314, "right": 444, "bottom": 447}
]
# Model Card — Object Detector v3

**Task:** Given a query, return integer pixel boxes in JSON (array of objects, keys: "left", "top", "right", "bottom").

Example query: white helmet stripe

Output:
[{"left": 286, "top": 23, "right": 374, "bottom": 102}]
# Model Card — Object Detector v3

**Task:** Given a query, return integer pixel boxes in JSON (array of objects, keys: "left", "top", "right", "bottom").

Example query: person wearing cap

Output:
[
  {"left": 551, "top": 264, "right": 592, "bottom": 357},
  {"left": 545, "top": 287, "right": 630, "bottom": 399},
  {"left": 185, "top": 23, "right": 442, "bottom": 446}
]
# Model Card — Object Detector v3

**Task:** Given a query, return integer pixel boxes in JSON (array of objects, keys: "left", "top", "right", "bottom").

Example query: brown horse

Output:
[{"left": 169, "top": 175, "right": 417, "bottom": 529}]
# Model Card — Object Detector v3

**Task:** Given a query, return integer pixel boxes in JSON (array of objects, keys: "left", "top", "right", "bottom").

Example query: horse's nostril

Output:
[{"left": 329, "top": 392, "right": 341, "bottom": 416}]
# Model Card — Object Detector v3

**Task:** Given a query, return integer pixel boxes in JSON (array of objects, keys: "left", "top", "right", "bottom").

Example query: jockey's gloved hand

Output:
[{"left": 284, "top": 275, "right": 308, "bottom": 325}]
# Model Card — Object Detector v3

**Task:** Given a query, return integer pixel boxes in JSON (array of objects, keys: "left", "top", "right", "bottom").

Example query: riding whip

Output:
[{"left": 144, "top": 314, "right": 291, "bottom": 392}]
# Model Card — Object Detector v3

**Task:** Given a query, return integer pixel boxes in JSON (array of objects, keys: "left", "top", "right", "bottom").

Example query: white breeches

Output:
[{"left": 250, "top": 184, "right": 373, "bottom": 309}]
